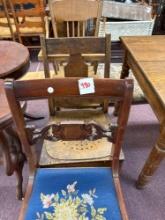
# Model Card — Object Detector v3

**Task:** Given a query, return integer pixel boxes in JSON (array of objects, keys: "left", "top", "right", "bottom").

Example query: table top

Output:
[
  {"left": 121, "top": 36, "right": 165, "bottom": 62},
  {"left": 121, "top": 36, "right": 165, "bottom": 111},
  {"left": 0, "top": 41, "right": 30, "bottom": 79},
  {"left": 0, "top": 80, "right": 11, "bottom": 129}
]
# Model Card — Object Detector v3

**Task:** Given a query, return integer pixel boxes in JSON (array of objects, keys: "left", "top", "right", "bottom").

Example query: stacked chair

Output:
[
  {"left": 5, "top": 1, "right": 134, "bottom": 219},
  {"left": 5, "top": 77, "right": 133, "bottom": 220},
  {"left": 21, "top": 0, "right": 125, "bottom": 171},
  {"left": 8, "top": 0, "right": 47, "bottom": 48}
]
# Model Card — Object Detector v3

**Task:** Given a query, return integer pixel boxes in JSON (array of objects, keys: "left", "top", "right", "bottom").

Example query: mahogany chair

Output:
[
  {"left": 49, "top": 0, "right": 102, "bottom": 37},
  {"left": 5, "top": 77, "right": 133, "bottom": 220},
  {"left": 8, "top": 0, "right": 46, "bottom": 48},
  {"left": 0, "top": 0, "right": 16, "bottom": 40},
  {"left": 40, "top": 34, "right": 111, "bottom": 115}
]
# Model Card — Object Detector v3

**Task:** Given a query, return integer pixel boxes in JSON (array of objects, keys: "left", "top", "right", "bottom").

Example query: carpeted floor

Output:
[{"left": 0, "top": 101, "right": 165, "bottom": 220}]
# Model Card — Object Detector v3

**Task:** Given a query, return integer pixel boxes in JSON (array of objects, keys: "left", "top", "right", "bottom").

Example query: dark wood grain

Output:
[{"left": 10, "top": 77, "right": 128, "bottom": 100}]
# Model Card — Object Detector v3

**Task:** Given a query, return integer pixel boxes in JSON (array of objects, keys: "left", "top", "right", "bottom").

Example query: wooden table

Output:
[
  {"left": 0, "top": 41, "right": 41, "bottom": 199},
  {"left": 120, "top": 36, "right": 165, "bottom": 188},
  {"left": 0, "top": 41, "right": 30, "bottom": 79},
  {"left": 0, "top": 80, "right": 25, "bottom": 199}
]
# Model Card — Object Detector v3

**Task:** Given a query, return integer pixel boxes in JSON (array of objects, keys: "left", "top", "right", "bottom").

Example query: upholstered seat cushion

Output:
[{"left": 25, "top": 168, "right": 122, "bottom": 220}]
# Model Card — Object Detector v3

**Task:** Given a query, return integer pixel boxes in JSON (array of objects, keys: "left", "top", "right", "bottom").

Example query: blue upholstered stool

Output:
[{"left": 25, "top": 168, "right": 122, "bottom": 220}]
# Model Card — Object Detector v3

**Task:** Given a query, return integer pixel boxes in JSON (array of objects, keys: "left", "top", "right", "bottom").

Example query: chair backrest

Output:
[
  {"left": 40, "top": 34, "right": 111, "bottom": 78},
  {"left": 0, "top": 0, "right": 15, "bottom": 40},
  {"left": 5, "top": 78, "right": 133, "bottom": 174},
  {"left": 49, "top": 0, "right": 102, "bottom": 37},
  {"left": 8, "top": 0, "right": 46, "bottom": 36}
]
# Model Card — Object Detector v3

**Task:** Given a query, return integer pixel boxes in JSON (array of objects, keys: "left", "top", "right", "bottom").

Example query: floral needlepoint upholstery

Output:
[{"left": 25, "top": 168, "right": 122, "bottom": 220}]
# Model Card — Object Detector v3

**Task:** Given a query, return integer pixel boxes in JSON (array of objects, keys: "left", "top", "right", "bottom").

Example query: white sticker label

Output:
[{"left": 78, "top": 78, "right": 95, "bottom": 95}]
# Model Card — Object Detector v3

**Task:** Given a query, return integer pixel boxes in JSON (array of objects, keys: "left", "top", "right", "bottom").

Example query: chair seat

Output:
[
  {"left": 0, "top": 25, "right": 16, "bottom": 37},
  {"left": 0, "top": 18, "right": 15, "bottom": 24},
  {"left": 25, "top": 167, "right": 122, "bottom": 220},
  {"left": 19, "top": 26, "right": 44, "bottom": 34},
  {"left": 97, "top": 63, "right": 146, "bottom": 103},
  {"left": 18, "top": 16, "right": 44, "bottom": 34},
  {"left": 39, "top": 109, "right": 124, "bottom": 166}
]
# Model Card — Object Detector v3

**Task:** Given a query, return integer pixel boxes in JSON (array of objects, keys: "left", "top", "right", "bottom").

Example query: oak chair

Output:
[
  {"left": 0, "top": 0, "right": 16, "bottom": 40},
  {"left": 5, "top": 77, "right": 133, "bottom": 220},
  {"left": 8, "top": 0, "right": 46, "bottom": 48},
  {"left": 49, "top": 0, "right": 102, "bottom": 37},
  {"left": 40, "top": 34, "right": 111, "bottom": 115},
  {"left": 43, "top": 0, "right": 103, "bottom": 75}
]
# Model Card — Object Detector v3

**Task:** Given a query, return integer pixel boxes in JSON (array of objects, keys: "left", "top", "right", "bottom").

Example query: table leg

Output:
[
  {"left": 114, "top": 50, "right": 130, "bottom": 116},
  {"left": 0, "top": 126, "right": 25, "bottom": 200},
  {"left": 120, "top": 50, "right": 130, "bottom": 79},
  {"left": 136, "top": 125, "right": 165, "bottom": 188}
]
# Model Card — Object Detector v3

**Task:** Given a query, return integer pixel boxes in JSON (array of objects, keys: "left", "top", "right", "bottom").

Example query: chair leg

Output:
[
  {"left": 113, "top": 101, "right": 121, "bottom": 116},
  {"left": 15, "top": 161, "right": 24, "bottom": 200},
  {"left": 52, "top": 61, "right": 59, "bottom": 75},
  {"left": 93, "top": 61, "right": 98, "bottom": 74},
  {"left": 49, "top": 98, "right": 56, "bottom": 116},
  {"left": 17, "top": 34, "right": 23, "bottom": 45},
  {"left": 103, "top": 100, "right": 109, "bottom": 113}
]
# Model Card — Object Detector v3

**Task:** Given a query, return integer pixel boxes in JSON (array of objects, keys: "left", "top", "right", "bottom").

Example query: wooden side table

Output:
[
  {"left": 0, "top": 41, "right": 30, "bottom": 79},
  {"left": 0, "top": 80, "right": 25, "bottom": 199},
  {"left": 0, "top": 41, "right": 42, "bottom": 199}
]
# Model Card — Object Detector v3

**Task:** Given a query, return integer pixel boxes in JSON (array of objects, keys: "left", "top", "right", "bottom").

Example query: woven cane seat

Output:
[
  {"left": 0, "top": 17, "right": 16, "bottom": 37},
  {"left": 17, "top": 17, "right": 44, "bottom": 34},
  {"left": 0, "top": 25, "right": 16, "bottom": 37},
  {"left": 39, "top": 109, "right": 124, "bottom": 166}
]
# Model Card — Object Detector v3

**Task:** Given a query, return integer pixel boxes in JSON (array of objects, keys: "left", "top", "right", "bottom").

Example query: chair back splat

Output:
[
  {"left": 5, "top": 78, "right": 133, "bottom": 220},
  {"left": 40, "top": 34, "right": 111, "bottom": 78}
]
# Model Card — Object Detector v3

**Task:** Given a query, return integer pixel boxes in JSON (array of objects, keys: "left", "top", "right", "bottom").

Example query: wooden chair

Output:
[
  {"left": 44, "top": 0, "right": 102, "bottom": 75},
  {"left": 5, "top": 77, "right": 133, "bottom": 220},
  {"left": 49, "top": 0, "right": 102, "bottom": 37},
  {"left": 8, "top": 0, "right": 46, "bottom": 48},
  {"left": 0, "top": 0, "right": 16, "bottom": 40},
  {"left": 40, "top": 34, "right": 111, "bottom": 115}
]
